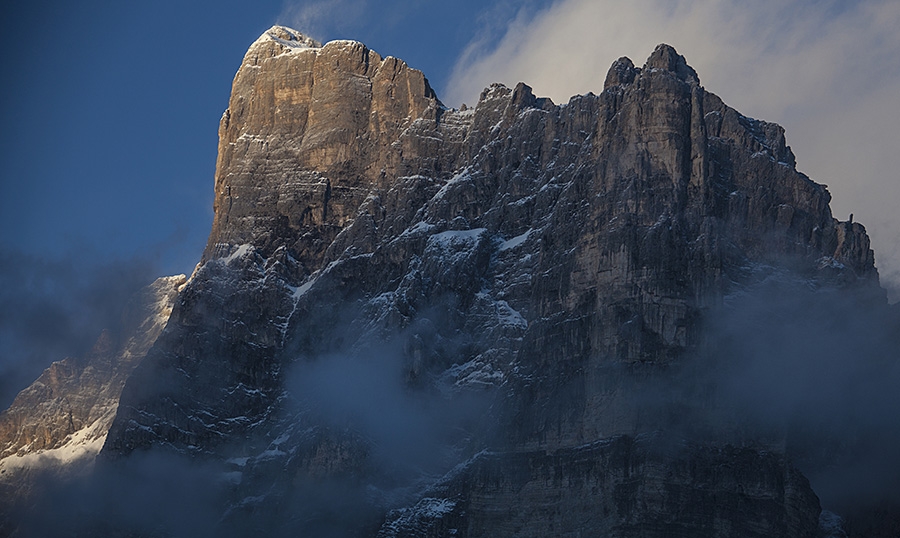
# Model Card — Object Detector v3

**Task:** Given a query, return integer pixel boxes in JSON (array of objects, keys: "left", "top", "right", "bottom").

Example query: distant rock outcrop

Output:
[
  {"left": 0, "top": 275, "right": 184, "bottom": 530},
  {"left": 0, "top": 275, "right": 184, "bottom": 463}
]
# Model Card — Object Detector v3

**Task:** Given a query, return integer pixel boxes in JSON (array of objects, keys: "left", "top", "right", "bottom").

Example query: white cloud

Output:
[
  {"left": 277, "top": 0, "right": 369, "bottom": 43},
  {"left": 447, "top": 0, "right": 900, "bottom": 298}
]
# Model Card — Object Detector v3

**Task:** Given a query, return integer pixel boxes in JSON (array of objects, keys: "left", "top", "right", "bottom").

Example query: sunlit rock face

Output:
[{"left": 90, "top": 26, "right": 889, "bottom": 537}]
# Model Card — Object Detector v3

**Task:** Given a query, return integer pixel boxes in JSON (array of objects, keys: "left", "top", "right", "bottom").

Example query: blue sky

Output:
[{"left": 0, "top": 1, "right": 897, "bottom": 397}]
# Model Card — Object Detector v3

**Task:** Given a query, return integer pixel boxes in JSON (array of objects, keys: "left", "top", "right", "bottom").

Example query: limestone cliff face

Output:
[
  {"left": 100, "top": 27, "right": 885, "bottom": 537},
  {"left": 205, "top": 26, "right": 443, "bottom": 272}
]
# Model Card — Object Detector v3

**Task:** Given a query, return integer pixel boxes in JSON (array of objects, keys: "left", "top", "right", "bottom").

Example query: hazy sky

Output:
[{"left": 2, "top": 0, "right": 897, "bottom": 297}]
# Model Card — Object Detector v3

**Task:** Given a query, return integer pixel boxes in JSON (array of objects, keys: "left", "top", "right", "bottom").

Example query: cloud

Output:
[
  {"left": 0, "top": 249, "right": 156, "bottom": 408},
  {"left": 277, "top": 0, "right": 369, "bottom": 42},
  {"left": 288, "top": 346, "right": 491, "bottom": 477},
  {"left": 696, "top": 276, "right": 900, "bottom": 511},
  {"left": 10, "top": 450, "right": 228, "bottom": 538},
  {"left": 601, "top": 271, "right": 900, "bottom": 513},
  {"left": 447, "top": 0, "right": 900, "bottom": 298}
]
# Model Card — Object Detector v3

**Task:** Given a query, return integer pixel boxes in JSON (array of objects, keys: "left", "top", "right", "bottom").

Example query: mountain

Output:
[{"left": 3, "top": 25, "right": 898, "bottom": 537}]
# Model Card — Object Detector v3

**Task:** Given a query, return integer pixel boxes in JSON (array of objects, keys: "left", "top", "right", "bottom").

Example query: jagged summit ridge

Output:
[
  {"left": 604, "top": 44, "right": 699, "bottom": 88},
  {"left": 646, "top": 42, "right": 700, "bottom": 83}
]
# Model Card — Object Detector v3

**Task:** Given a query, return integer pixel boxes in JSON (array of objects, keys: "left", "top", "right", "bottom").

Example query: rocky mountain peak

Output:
[
  {"left": 205, "top": 26, "right": 441, "bottom": 266},
  {"left": 4, "top": 29, "right": 896, "bottom": 538},
  {"left": 604, "top": 56, "right": 637, "bottom": 88},
  {"left": 244, "top": 25, "right": 321, "bottom": 61},
  {"left": 645, "top": 42, "right": 699, "bottom": 84},
  {"left": 264, "top": 25, "right": 320, "bottom": 48}
]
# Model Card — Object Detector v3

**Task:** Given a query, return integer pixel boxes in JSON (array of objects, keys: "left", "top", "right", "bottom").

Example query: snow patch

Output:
[
  {"left": 417, "top": 497, "right": 456, "bottom": 517},
  {"left": 223, "top": 243, "right": 253, "bottom": 264},
  {"left": 432, "top": 169, "right": 472, "bottom": 201},
  {"left": 495, "top": 300, "right": 527, "bottom": 329},
  {"left": 499, "top": 229, "right": 532, "bottom": 251},
  {"left": 428, "top": 228, "right": 486, "bottom": 247},
  {"left": 445, "top": 357, "right": 504, "bottom": 388},
  {"left": 0, "top": 417, "right": 108, "bottom": 475},
  {"left": 399, "top": 221, "right": 436, "bottom": 238},
  {"left": 289, "top": 277, "right": 317, "bottom": 300},
  {"left": 256, "top": 448, "right": 287, "bottom": 460},
  {"left": 252, "top": 26, "right": 321, "bottom": 54},
  {"left": 817, "top": 256, "right": 846, "bottom": 270}
]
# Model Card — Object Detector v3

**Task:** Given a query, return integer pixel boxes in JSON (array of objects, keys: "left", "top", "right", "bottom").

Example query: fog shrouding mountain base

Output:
[
  {"left": 10, "top": 280, "right": 898, "bottom": 538},
  {"left": 707, "top": 279, "right": 900, "bottom": 510},
  {"left": 650, "top": 275, "right": 900, "bottom": 513},
  {"left": 2, "top": 26, "right": 899, "bottom": 538}
]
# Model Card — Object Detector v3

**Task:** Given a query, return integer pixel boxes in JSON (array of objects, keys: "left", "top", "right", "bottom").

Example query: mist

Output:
[
  {"left": 643, "top": 272, "right": 900, "bottom": 514},
  {"left": 712, "top": 282, "right": 899, "bottom": 511},
  {"left": 0, "top": 249, "right": 157, "bottom": 409},
  {"left": 287, "top": 340, "right": 494, "bottom": 479},
  {"left": 10, "top": 449, "right": 231, "bottom": 538}
]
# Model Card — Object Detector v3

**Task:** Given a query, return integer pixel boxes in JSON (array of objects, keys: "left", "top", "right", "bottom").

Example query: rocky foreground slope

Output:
[{"left": 4, "top": 26, "right": 898, "bottom": 537}]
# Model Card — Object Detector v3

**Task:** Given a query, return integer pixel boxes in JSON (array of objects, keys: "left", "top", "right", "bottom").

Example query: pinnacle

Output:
[
  {"left": 645, "top": 43, "right": 699, "bottom": 84},
  {"left": 604, "top": 56, "right": 637, "bottom": 89}
]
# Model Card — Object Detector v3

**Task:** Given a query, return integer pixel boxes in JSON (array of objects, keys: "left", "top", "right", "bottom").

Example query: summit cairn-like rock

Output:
[
  {"left": 604, "top": 56, "right": 637, "bottom": 88},
  {"left": 645, "top": 42, "right": 700, "bottom": 83}
]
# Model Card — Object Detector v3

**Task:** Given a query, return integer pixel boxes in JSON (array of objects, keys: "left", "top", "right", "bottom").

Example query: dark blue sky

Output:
[{"left": 0, "top": 0, "right": 542, "bottom": 277}]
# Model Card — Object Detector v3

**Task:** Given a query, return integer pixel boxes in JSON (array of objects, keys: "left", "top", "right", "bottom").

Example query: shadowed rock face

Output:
[
  {"left": 94, "top": 27, "right": 889, "bottom": 537},
  {"left": 381, "top": 435, "right": 820, "bottom": 538}
]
